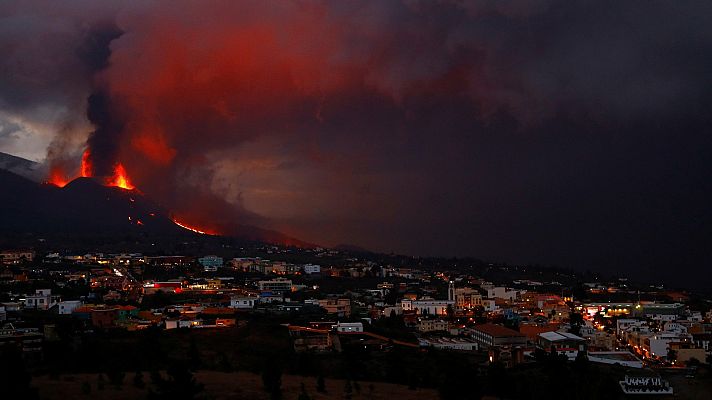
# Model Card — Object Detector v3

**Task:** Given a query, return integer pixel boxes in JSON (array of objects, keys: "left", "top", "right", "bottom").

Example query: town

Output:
[{"left": 2, "top": 244, "right": 711, "bottom": 399}]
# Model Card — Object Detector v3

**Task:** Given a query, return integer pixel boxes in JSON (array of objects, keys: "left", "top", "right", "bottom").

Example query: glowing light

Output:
[
  {"left": 81, "top": 149, "right": 92, "bottom": 177},
  {"left": 108, "top": 163, "right": 134, "bottom": 190},
  {"left": 173, "top": 219, "right": 215, "bottom": 235},
  {"left": 47, "top": 167, "right": 69, "bottom": 187}
]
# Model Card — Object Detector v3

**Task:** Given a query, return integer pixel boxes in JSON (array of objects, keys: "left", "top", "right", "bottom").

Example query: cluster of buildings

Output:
[{"left": 1, "top": 244, "right": 711, "bottom": 396}]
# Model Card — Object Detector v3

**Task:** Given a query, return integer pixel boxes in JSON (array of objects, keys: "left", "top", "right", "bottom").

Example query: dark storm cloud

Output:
[{"left": 1, "top": 1, "right": 711, "bottom": 288}]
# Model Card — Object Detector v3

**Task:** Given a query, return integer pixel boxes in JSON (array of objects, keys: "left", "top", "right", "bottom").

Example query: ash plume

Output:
[{"left": 1, "top": 1, "right": 712, "bottom": 288}]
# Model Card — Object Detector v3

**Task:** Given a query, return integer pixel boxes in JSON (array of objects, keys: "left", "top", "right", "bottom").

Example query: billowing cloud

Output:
[{"left": 0, "top": 1, "right": 711, "bottom": 288}]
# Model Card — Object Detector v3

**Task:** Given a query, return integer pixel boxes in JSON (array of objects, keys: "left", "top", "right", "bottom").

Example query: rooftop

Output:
[
  {"left": 539, "top": 331, "right": 585, "bottom": 342},
  {"left": 473, "top": 323, "right": 524, "bottom": 338}
]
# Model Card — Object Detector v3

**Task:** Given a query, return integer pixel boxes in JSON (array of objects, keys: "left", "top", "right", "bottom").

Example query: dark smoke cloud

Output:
[{"left": 1, "top": 1, "right": 712, "bottom": 288}]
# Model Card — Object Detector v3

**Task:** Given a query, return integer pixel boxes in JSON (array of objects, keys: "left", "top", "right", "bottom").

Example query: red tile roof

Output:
[{"left": 473, "top": 323, "right": 524, "bottom": 338}]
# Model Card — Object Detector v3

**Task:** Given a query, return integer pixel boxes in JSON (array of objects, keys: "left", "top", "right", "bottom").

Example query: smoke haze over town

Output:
[{"left": 1, "top": 1, "right": 711, "bottom": 288}]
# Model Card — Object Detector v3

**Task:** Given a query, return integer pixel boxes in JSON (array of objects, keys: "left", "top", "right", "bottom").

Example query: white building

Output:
[
  {"left": 644, "top": 332, "right": 693, "bottom": 359},
  {"left": 663, "top": 322, "right": 688, "bottom": 334},
  {"left": 24, "top": 289, "right": 60, "bottom": 310},
  {"left": 417, "top": 319, "right": 449, "bottom": 332},
  {"left": 400, "top": 299, "right": 454, "bottom": 316},
  {"left": 230, "top": 296, "right": 257, "bottom": 309},
  {"left": 258, "top": 278, "right": 293, "bottom": 293},
  {"left": 56, "top": 300, "right": 83, "bottom": 315},
  {"left": 487, "top": 287, "right": 523, "bottom": 301},
  {"left": 616, "top": 319, "right": 643, "bottom": 336},
  {"left": 198, "top": 255, "right": 223, "bottom": 271},
  {"left": 420, "top": 337, "right": 478, "bottom": 351},
  {"left": 303, "top": 264, "right": 321, "bottom": 274},
  {"left": 481, "top": 299, "right": 497, "bottom": 312},
  {"left": 332, "top": 322, "right": 363, "bottom": 333}
]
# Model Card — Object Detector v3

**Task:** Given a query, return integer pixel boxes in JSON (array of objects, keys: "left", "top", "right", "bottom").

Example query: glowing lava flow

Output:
[
  {"left": 81, "top": 150, "right": 92, "bottom": 177},
  {"left": 172, "top": 219, "right": 214, "bottom": 235},
  {"left": 108, "top": 163, "right": 134, "bottom": 190},
  {"left": 47, "top": 167, "right": 69, "bottom": 187}
]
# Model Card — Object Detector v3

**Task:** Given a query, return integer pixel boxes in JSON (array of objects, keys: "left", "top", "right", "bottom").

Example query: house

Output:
[
  {"left": 91, "top": 308, "right": 119, "bottom": 328},
  {"left": 668, "top": 341, "right": 707, "bottom": 365},
  {"left": 537, "top": 331, "right": 587, "bottom": 359},
  {"left": 0, "top": 250, "right": 35, "bottom": 264},
  {"left": 636, "top": 303, "right": 685, "bottom": 321},
  {"left": 643, "top": 332, "right": 693, "bottom": 359},
  {"left": 487, "top": 287, "right": 523, "bottom": 301},
  {"left": 518, "top": 322, "right": 560, "bottom": 342},
  {"left": 318, "top": 298, "right": 351, "bottom": 317},
  {"left": 332, "top": 322, "right": 363, "bottom": 333},
  {"left": 258, "top": 278, "right": 293, "bottom": 293},
  {"left": 471, "top": 323, "right": 527, "bottom": 349},
  {"left": 0, "top": 323, "right": 43, "bottom": 359},
  {"left": 420, "top": 337, "right": 478, "bottom": 351},
  {"left": 117, "top": 305, "right": 139, "bottom": 320},
  {"left": 230, "top": 296, "right": 257, "bottom": 309},
  {"left": 198, "top": 255, "right": 223, "bottom": 271},
  {"left": 288, "top": 325, "right": 333, "bottom": 352},
  {"left": 24, "top": 289, "right": 60, "bottom": 310},
  {"left": 303, "top": 264, "right": 321, "bottom": 274},
  {"left": 448, "top": 284, "right": 483, "bottom": 310},
  {"left": 143, "top": 281, "right": 183, "bottom": 294},
  {"left": 417, "top": 319, "right": 449, "bottom": 333},
  {"left": 55, "top": 300, "right": 82, "bottom": 315},
  {"left": 400, "top": 299, "right": 454, "bottom": 316}
]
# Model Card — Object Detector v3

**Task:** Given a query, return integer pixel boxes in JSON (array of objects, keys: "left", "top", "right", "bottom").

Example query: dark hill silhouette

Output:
[
  {"left": 0, "top": 151, "right": 42, "bottom": 181},
  {"left": 0, "top": 168, "right": 311, "bottom": 247}
]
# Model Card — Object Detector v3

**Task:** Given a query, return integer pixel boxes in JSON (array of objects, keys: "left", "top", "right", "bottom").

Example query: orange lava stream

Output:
[
  {"left": 108, "top": 163, "right": 134, "bottom": 190},
  {"left": 172, "top": 219, "right": 215, "bottom": 235}
]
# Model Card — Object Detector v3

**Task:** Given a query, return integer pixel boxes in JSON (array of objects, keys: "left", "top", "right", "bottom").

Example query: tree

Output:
[
  {"left": 218, "top": 354, "right": 234, "bottom": 372},
  {"left": 150, "top": 370, "right": 163, "bottom": 385},
  {"left": 569, "top": 312, "right": 584, "bottom": 336},
  {"left": 344, "top": 379, "right": 353, "bottom": 399},
  {"left": 81, "top": 381, "right": 91, "bottom": 396},
  {"left": 408, "top": 373, "right": 419, "bottom": 390},
  {"left": 667, "top": 348, "right": 677, "bottom": 364},
  {"left": 107, "top": 369, "right": 125, "bottom": 389},
  {"left": 446, "top": 304, "right": 454, "bottom": 319},
  {"left": 0, "top": 344, "right": 38, "bottom": 399},
  {"left": 686, "top": 357, "right": 700, "bottom": 368},
  {"left": 262, "top": 362, "right": 282, "bottom": 400},
  {"left": 316, "top": 375, "right": 326, "bottom": 393},
  {"left": 534, "top": 348, "right": 548, "bottom": 363},
  {"left": 148, "top": 361, "right": 204, "bottom": 400},
  {"left": 133, "top": 371, "right": 145, "bottom": 389},
  {"left": 97, "top": 374, "right": 105, "bottom": 391},
  {"left": 188, "top": 337, "right": 202, "bottom": 370},
  {"left": 573, "top": 350, "right": 589, "bottom": 372},
  {"left": 298, "top": 382, "right": 312, "bottom": 400}
]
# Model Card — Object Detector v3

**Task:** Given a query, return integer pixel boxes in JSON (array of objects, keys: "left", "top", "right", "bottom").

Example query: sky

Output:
[{"left": 1, "top": 1, "right": 711, "bottom": 288}]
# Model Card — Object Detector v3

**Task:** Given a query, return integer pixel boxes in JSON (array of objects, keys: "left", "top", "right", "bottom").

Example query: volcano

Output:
[{"left": 0, "top": 154, "right": 310, "bottom": 247}]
